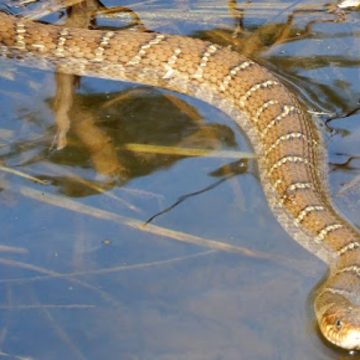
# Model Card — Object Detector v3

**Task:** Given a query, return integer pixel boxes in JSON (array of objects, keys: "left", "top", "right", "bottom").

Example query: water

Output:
[{"left": 0, "top": 1, "right": 359, "bottom": 359}]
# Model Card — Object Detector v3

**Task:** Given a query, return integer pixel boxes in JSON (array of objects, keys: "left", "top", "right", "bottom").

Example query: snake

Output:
[{"left": 0, "top": 10, "right": 359, "bottom": 350}]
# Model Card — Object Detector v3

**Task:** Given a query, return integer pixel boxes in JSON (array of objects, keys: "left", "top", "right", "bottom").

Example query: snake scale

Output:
[{"left": 0, "top": 11, "right": 360, "bottom": 350}]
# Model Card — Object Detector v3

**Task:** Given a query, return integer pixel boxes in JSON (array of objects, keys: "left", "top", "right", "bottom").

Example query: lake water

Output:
[{"left": 0, "top": 1, "right": 359, "bottom": 359}]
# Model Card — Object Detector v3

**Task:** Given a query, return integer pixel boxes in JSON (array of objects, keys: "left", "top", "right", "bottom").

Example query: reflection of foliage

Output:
[
  {"left": 49, "top": 88, "right": 237, "bottom": 181},
  {"left": 0, "top": 87, "right": 239, "bottom": 196}
]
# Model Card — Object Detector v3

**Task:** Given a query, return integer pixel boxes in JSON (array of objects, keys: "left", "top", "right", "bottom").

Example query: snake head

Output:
[{"left": 317, "top": 301, "right": 360, "bottom": 350}]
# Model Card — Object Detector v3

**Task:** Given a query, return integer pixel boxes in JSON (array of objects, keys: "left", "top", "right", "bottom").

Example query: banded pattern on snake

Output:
[{"left": 0, "top": 11, "right": 359, "bottom": 350}]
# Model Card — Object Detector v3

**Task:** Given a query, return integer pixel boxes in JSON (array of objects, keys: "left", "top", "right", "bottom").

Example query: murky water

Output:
[{"left": 0, "top": 1, "right": 359, "bottom": 359}]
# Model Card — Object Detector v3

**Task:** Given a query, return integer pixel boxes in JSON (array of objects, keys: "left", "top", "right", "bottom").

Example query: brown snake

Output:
[{"left": 0, "top": 11, "right": 360, "bottom": 350}]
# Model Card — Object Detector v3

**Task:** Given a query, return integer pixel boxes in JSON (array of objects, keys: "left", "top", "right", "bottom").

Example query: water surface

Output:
[{"left": 0, "top": 1, "right": 359, "bottom": 359}]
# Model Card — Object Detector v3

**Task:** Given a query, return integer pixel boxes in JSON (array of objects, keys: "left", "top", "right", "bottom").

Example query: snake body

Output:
[{"left": 0, "top": 12, "right": 360, "bottom": 350}]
